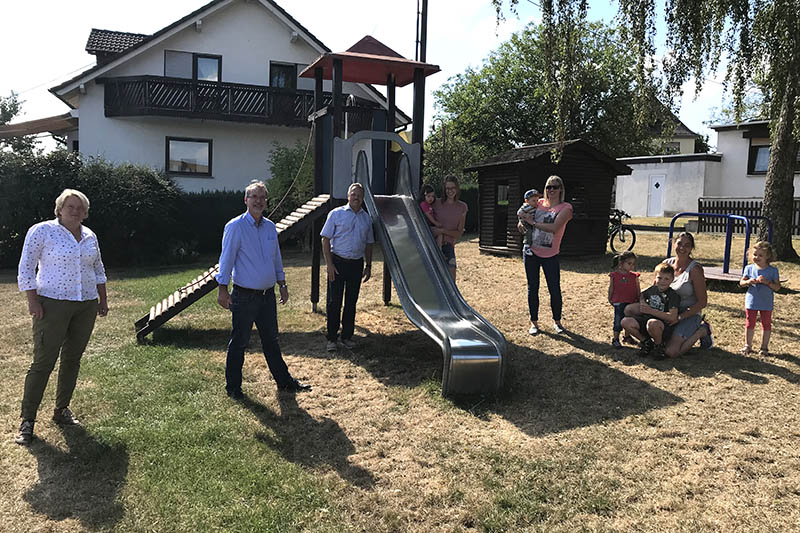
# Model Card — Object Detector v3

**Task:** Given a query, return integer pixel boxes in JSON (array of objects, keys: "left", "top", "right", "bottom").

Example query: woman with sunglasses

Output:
[{"left": 517, "top": 175, "right": 573, "bottom": 335}]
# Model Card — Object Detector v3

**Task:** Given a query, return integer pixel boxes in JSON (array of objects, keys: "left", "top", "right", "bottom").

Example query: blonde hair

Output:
[
  {"left": 544, "top": 175, "right": 565, "bottom": 203},
  {"left": 654, "top": 262, "right": 675, "bottom": 277},
  {"left": 244, "top": 180, "right": 267, "bottom": 198},
  {"left": 54, "top": 189, "right": 90, "bottom": 218},
  {"left": 751, "top": 241, "right": 776, "bottom": 263}
]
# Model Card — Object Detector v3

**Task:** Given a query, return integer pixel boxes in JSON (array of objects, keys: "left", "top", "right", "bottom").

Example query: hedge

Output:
[{"left": 0, "top": 150, "right": 480, "bottom": 269}]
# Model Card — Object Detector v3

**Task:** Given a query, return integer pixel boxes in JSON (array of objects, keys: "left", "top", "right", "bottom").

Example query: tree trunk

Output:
[{"left": 760, "top": 74, "right": 799, "bottom": 261}]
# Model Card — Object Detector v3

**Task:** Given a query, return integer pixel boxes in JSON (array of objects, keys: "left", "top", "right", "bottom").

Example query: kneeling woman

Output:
[
  {"left": 15, "top": 189, "right": 108, "bottom": 445},
  {"left": 518, "top": 175, "right": 573, "bottom": 335}
]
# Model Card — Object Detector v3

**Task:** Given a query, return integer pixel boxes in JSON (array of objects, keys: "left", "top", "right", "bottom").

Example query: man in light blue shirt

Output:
[
  {"left": 321, "top": 183, "right": 374, "bottom": 352},
  {"left": 216, "top": 181, "right": 310, "bottom": 397}
]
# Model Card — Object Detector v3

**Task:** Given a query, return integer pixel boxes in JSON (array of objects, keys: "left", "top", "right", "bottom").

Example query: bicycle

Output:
[{"left": 608, "top": 209, "right": 636, "bottom": 253}]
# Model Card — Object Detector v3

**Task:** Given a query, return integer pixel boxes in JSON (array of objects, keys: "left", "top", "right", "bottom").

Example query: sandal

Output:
[
  {"left": 740, "top": 346, "right": 753, "bottom": 355},
  {"left": 759, "top": 348, "right": 770, "bottom": 356}
]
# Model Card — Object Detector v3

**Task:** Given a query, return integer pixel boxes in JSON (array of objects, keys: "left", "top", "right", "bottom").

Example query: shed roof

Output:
[{"left": 465, "top": 139, "right": 632, "bottom": 175}]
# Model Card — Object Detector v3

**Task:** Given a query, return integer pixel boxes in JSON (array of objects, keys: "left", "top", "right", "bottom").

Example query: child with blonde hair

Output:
[{"left": 739, "top": 241, "right": 780, "bottom": 355}]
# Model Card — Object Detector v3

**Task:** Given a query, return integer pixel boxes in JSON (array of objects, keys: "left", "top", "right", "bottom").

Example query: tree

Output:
[
  {"left": 265, "top": 140, "right": 314, "bottom": 222},
  {"left": 492, "top": 0, "right": 800, "bottom": 259},
  {"left": 422, "top": 120, "right": 489, "bottom": 192},
  {"left": 0, "top": 91, "right": 38, "bottom": 155},
  {"left": 433, "top": 21, "right": 670, "bottom": 161}
]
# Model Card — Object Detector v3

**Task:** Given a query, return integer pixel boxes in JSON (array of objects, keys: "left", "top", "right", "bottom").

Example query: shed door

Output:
[
  {"left": 647, "top": 174, "right": 665, "bottom": 217},
  {"left": 493, "top": 182, "right": 510, "bottom": 246}
]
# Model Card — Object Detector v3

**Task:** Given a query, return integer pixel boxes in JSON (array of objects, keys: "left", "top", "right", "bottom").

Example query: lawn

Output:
[{"left": 2, "top": 231, "right": 799, "bottom": 532}]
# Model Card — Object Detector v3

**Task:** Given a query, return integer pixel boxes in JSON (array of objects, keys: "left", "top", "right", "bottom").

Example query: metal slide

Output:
[{"left": 346, "top": 136, "right": 506, "bottom": 395}]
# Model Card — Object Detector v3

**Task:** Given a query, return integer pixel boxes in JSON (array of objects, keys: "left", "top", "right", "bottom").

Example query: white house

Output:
[
  {"left": 615, "top": 118, "right": 800, "bottom": 216},
  {"left": 42, "top": 0, "right": 408, "bottom": 192}
]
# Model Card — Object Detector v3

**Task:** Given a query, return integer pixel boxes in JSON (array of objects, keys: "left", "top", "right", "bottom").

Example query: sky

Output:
[{"left": 1, "top": 0, "right": 726, "bottom": 149}]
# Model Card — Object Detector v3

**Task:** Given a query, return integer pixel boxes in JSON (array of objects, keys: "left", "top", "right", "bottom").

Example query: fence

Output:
[{"left": 697, "top": 197, "right": 800, "bottom": 236}]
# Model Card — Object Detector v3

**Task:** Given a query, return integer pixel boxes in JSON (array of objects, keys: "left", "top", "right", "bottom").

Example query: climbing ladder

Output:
[{"left": 134, "top": 194, "right": 330, "bottom": 341}]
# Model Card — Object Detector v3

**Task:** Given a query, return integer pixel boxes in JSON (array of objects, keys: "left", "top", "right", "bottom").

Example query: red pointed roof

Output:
[{"left": 299, "top": 35, "right": 439, "bottom": 87}]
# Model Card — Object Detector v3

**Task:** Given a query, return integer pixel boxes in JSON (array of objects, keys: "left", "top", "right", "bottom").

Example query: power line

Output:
[{"left": 18, "top": 62, "right": 95, "bottom": 95}]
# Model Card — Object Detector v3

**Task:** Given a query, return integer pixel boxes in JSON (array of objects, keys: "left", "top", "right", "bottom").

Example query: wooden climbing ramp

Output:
[{"left": 134, "top": 194, "right": 330, "bottom": 341}]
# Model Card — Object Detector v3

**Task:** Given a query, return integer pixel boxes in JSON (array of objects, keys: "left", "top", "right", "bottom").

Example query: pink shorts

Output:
[{"left": 745, "top": 309, "right": 772, "bottom": 330}]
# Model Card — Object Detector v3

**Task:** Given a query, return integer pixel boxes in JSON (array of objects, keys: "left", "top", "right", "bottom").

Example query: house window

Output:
[
  {"left": 165, "top": 51, "right": 192, "bottom": 78},
  {"left": 270, "top": 62, "right": 296, "bottom": 89},
  {"left": 166, "top": 137, "right": 212, "bottom": 176},
  {"left": 195, "top": 55, "right": 221, "bottom": 82},
  {"left": 748, "top": 137, "right": 771, "bottom": 174},
  {"left": 164, "top": 51, "right": 221, "bottom": 81}
]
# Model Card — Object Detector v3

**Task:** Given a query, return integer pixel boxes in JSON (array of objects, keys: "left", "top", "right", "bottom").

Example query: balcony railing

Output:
[{"left": 101, "top": 75, "right": 334, "bottom": 127}]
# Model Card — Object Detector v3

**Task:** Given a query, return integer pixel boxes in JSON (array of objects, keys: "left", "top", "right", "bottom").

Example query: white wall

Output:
[
  {"left": 108, "top": 1, "right": 371, "bottom": 99},
  {"left": 79, "top": 79, "right": 309, "bottom": 192},
  {"left": 715, "top": 129, "right": 800, "bottom": 197},
  {"left": 615, "top": 159, "right": 719, "bottom": 216},
  {"left": 76, "top": 0, "right": 382, "bottom": 192}
]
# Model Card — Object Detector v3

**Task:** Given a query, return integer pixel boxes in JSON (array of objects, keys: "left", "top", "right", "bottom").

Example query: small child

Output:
[
  {"left": 420, "top": 184, "right": 443, "bottom": 247},
  {"left": 621, "top": 262, "right": 680, "bottom": 359},
  {"left": 608, "top": 251, "right": 641, "bottom": 348},
  {"left": 517, "top": 189, "right": 542, "bottom": 246},
  {"left": 739, "top": 241, "right": 781, "bottom": 356}
]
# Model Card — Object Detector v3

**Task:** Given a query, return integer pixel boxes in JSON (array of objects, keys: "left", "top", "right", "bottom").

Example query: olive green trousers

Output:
[{"left": 20, "top": 297, "right": 98, "bottom": 420}]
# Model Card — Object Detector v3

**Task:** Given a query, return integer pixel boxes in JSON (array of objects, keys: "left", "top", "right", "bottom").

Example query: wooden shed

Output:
[{"left": 465, "top": 139, "right": 632, "bottom": 256}]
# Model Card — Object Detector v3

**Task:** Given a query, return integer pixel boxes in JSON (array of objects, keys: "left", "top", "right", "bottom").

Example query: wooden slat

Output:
[{"left": 135, "top": 197, "right": 333, "bottom": 341}]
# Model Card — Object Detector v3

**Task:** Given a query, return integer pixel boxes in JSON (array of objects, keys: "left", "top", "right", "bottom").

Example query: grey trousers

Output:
[{"left": 21, "top": 297, "right": 98, "bottom": 420}]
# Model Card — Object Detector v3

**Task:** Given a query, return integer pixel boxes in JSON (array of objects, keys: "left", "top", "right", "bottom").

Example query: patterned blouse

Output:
[{"left": 18, "top": 219, "right": 107, "bottom": 301}]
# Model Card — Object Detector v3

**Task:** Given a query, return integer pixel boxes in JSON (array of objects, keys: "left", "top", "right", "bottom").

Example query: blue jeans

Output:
[
  {"left": 327, "top": 255, "right": 364, "bottom": 342},
  {"left": 612, "top": 303, "right": 627, "bottom": 332},
  {"left": 524, "top": 252, "right": 562, "bottom": 322},
  {"left": 226, "top": 287, "right": 292, "bottom": 393}
]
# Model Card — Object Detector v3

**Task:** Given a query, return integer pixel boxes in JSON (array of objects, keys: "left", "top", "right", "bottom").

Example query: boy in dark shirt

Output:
[{"left": 620, "top": 262, "right": 680, "bottom": 359}]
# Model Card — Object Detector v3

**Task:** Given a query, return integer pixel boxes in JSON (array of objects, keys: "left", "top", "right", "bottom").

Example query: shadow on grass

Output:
[
  {"left": 24, "top": 425, "right": 128, "bottom": 528},
  {"left": 147, "top": 326, "right": 231, "bottom": 348},
  {"left": 561, "top": 253, "right": 666, "bottom": 275},
  {"left": 557, "top": 327, "right": 800, "bottom": 385},
  {"left": 240, "top": 394, "right": 375, "bottom": 490},
  {"left": 669, "top": 348, "right": 800, "bottom": 384}
]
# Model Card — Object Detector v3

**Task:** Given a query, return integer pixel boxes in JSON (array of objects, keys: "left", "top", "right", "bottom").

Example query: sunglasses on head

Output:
[{"left": 545, "top": 185, "right": 561, "bottom": 190}]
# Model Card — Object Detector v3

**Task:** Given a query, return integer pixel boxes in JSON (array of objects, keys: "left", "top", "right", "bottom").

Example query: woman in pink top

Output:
[
  {"left": 517, "top": 175, "right": 573, "bottom": 335},
  {"left": 434, "top": 176, "right": 468, "bottom": 282}
]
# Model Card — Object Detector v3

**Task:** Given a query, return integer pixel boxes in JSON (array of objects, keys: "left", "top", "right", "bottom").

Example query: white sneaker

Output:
[
  {"left": 553, "top": 322, "right": 565, "bottom": 334},
  {"left": 528, "top": 324, "right": 539, "bottom": 335},
  {"left": 326, "top": 340, "right": 338, "bottom": 352}
]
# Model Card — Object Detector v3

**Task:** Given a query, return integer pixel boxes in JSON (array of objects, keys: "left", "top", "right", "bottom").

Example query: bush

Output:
[{"left": 0, "top": 151, "right": 186, "bottom": 267}]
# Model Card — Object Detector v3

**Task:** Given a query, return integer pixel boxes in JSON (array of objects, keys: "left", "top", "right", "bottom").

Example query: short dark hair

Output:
[{"left": 421, "top": 184, "right": 435, "bottom": 196}]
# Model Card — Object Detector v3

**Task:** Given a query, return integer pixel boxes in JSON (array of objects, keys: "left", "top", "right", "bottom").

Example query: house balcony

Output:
[{"left": 100, "top": 75, "right": 343, "bottom": 127}]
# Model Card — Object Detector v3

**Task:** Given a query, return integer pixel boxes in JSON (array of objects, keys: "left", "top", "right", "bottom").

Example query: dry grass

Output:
[{"left": 2, "top": 231, "right": 800, "bottom": 532}]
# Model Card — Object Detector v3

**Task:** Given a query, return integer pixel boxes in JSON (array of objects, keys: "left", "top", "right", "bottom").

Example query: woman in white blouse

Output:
[{"left": 14, "top": 189, "right": 108, "bottom": 445}]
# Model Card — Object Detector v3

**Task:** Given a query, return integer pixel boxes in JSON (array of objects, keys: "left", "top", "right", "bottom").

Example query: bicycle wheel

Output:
[{"left": 609, "top": 227, "right": 636, "bottom": 253}]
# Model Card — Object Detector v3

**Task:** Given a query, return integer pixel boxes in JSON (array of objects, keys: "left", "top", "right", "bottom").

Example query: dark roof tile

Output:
[{"left": 85, "top": 28, "right": 149, "bottom": 55}]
